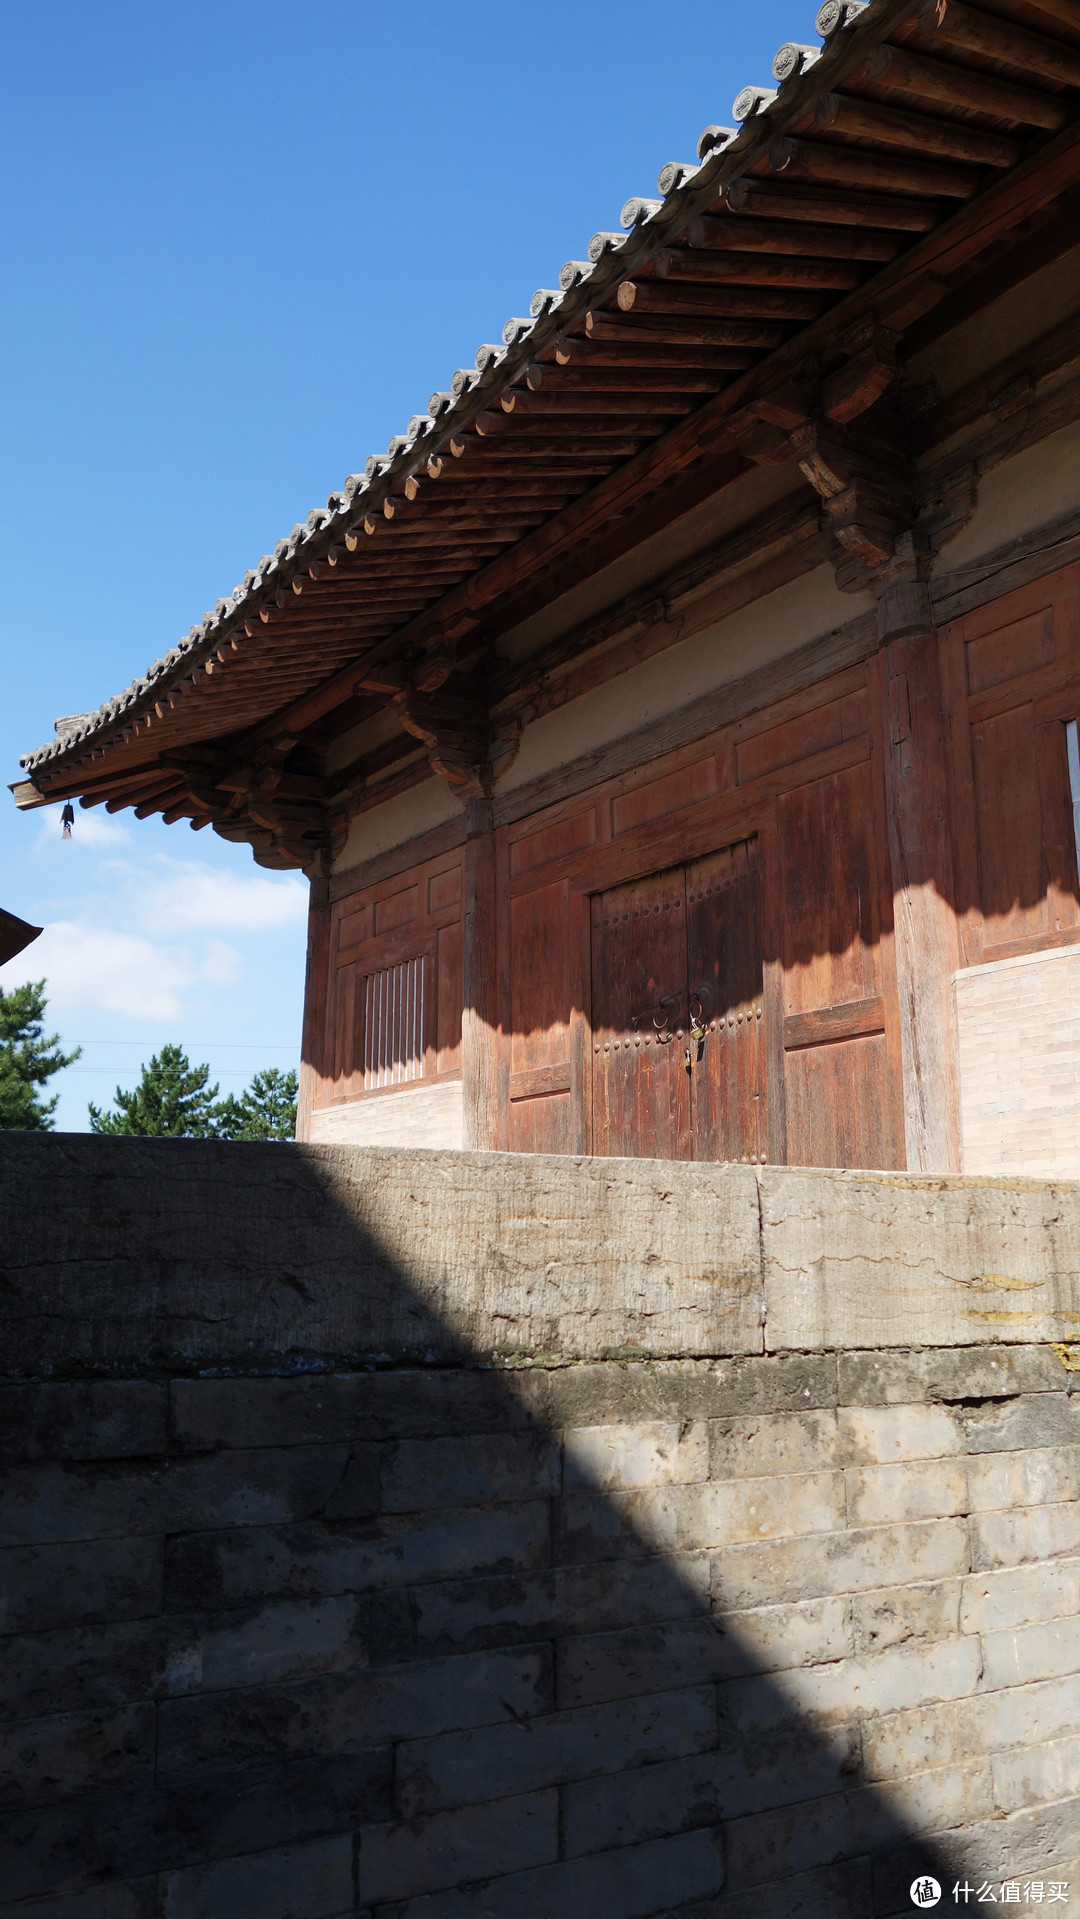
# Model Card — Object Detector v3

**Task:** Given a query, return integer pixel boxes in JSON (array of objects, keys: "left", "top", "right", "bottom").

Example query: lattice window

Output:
[{"left": 363, "top": 955, "right": 426, "bottom": 1090}]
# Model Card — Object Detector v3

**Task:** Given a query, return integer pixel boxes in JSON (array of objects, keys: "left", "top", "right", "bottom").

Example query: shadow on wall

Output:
[{"left": 0, "top": 1133, "right": 1061, "bottom": 1917}]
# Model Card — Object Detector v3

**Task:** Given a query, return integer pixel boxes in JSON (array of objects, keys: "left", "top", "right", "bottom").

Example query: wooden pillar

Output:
[
  {"left": 877, "top": 581, "right": 962, "bottom": 1174},
  {"left": 462, "top": 796, "right": 499, "bottom": 1151},
  {"left": 297, "top": 875, "right": 332, "bottom": 1141}
]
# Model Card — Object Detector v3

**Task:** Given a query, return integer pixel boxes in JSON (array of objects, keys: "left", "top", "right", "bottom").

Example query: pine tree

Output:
[
  {"left": 213, "top": 1067, "right": 298, "bottom": 1141},
  {"left": 0, "top": 981, "right": 81, "bottom": 1130},
  {"left": 88, "top": 1045, "right": 222, "bottom": 1137}
]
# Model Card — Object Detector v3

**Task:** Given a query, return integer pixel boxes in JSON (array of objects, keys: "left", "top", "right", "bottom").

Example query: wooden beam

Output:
[
  {"left": 553, "top": 337, "right": 757, "bottom": 370},
  {"left": 915, "top": 0, "right": 1080, "bottom": 89},
  {"left": 584, "top": 310, "right": 786, "bottom": 347},
  {"left": 498, "top": 388, "right": 697, "bottom": 417},
  {"left": 723, "top": 176, "right": 940, "bottom": 229},
  {"left": 815, "top": 91, "right": 1021, "bottom": 167},
  {"left": 521, "top": 364, "right": 730, "bottom": 394},
  {"left": 685, "top": 212, "right": 902, "bottom": 260},
  {"left": 654, "top": 247, "right": 865, "bottom": 290},
  {"left": 862, "top": 40, "right": 1067, "bottom": 129},
  {"left": 769, "top": 133, "right": 981, "bottom": 197},
  {"left": 615, "top": 280, "right": 825, "bottom": 320},
  {"left": 473, "top": 411, "right": 660, "bottom": 441}
]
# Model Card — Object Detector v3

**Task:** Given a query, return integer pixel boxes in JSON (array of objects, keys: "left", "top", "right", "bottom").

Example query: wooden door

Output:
[
  {"left": 589, "top": 838, "right": 765, "bottom": 1163},
  {"left": 590, "top": 868, "right": 692, "bottom": 1160},
  {"left": 687, "top": 840, "right": 767, "bottom": 1164}
]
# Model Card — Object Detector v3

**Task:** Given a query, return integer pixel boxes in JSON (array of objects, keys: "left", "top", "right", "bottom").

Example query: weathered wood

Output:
[
  {"left": 462, "top": 797, "right": 498, "bottom": 1150},
  {"left": 877, "top": 609, "right": 962, "bottom": 1173},
  {"left": 688, "top": 839, "right": 768, "bottom": 1164},
  {"left": 297, "top": 876, "right": 331, "bottom": 1137},
  {"left": 769, "top": 133, "right": 981, "bottom": 197},
  {"left": 723, "top": 176, "right": 939, "bottom": 228},
  {"left": 616, "top": 280, "right": 825, "bottom": 321},
  {"left": 816, "top": 91, "right": 1022, "bottom": 166},
  {"left": 553, "top": 336, "right": 757, "bottom": 369},
  {"left": 862, "top": 40, "right": 1067, "bottom": 129},
  {"left": 686, "top": 212, "right": 901, "bottom": 260},
  {"left": 508, "top": 1063, "right": 571, "bottom": 1100},
  {"left": 499, "top": 388, "right": 696, "bottom": 417},
  {"left": 519, "top": 364, "right": 732, "bottom": 394},
  {"left": 916, "top": 0, "right": 1080, "bottom": 88},
  {"left": 782, "top": 995, "right": 886, "bottom": 1048},
  {"left": 655, "top": 247, "right": 865, "bottom": 291},
  {"left": 584, "top": 311, "right": 787, "bottom": 347},
  {"left": 590, "top": 865, "right": 692, "bottom": 1162}
]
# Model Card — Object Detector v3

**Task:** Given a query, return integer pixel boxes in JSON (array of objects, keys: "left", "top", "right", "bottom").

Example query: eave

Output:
[{"left": 15, "top": 0, "right": 1080, "bottom": 872}]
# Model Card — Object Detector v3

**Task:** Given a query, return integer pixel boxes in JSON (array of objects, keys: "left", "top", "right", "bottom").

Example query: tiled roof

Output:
[{"left": 17, "top": 0, "right": 1080, "bottom": 816}]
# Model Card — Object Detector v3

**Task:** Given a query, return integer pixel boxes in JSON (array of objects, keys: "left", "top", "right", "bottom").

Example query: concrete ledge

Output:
[
  {"left": 761, "top": 1165, "right": 1080, "bottom": 1351},
  {"left": 2, "top": 1136, "right": 1079, "bottom": 1378}
]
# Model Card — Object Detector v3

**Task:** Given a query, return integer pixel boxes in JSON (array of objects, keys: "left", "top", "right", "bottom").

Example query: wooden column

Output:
[
  {"left": 462, "top": 797, "right": 499, "bottom": 1150},
  {"left": 297, "top": 875, "right": 332, "bottom": 1141},
  {"left": 877, "top": 581, "right": 962, "bottom": 1174}
]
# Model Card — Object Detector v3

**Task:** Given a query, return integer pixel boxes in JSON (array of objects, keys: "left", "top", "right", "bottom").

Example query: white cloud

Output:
[
  {"left": 114, "top": 861, "right": 309, "bottom": 937},
  {"left": 33, "top": 805, "right": 131, "bottom": 850},
  {"left": 0, "top": 922, "right": 242, "bottom": 1022}
]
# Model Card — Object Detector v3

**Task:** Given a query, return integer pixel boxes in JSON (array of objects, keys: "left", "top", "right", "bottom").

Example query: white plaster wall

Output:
[
  {"left": 934, "top": 415, "right": 1080, "bottom": 578},
  {"left": 496, "top": 462, "right": 807, "bottom": 668},
  {"left": 333, "top": 778, "right": 462, "bottom": 876},
  {"left": 955, "top": 944, "right": 1080, "bottom": 1177},
  {"left": 499, "top": 562, "right": 874, "bottom": 795},
  {"left": 307, "top": 1080, "right": 464, "bottom": 1150}
]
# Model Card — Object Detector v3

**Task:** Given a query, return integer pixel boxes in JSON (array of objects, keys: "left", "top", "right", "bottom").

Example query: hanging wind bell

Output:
[{"left": 61, "top": 803, "right": 74, "bottom": 841}]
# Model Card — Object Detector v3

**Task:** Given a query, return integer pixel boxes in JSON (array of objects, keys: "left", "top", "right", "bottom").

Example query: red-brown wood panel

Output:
[
  {"left": 972, "top": 703, "right": 1052, "bottom": 948},
  {"left": 508, "top": 879, "right": 574, "bottom": 1153},
  {"left": 686, "top": 839, "right": 767, "bottom": 1165},
  {"left": 322, "top": 850, "right": 464, "bottom": 1109},
  {"left": 590, "top": 867, "right": 691, "bottom": 1161},
  {"left": 785, "top": 1033, "right": 901, "bottom": 1169},
  {"left": 436, "top": 921, "right": 463, "bottom": 1075},
  {"left": 777, "top": 759, "right": 902, "bottom": 1168},
  {"left": 777, "top": 760, "right": 882, "bottom": 1016}
]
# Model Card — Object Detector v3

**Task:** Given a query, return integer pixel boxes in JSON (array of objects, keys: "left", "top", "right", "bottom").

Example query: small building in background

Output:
[{"left": 14, "top": 0, "right": 1080, "bottom": 1178}]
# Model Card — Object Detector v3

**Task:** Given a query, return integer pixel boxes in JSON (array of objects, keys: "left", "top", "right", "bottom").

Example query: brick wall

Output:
[
  {"left": 954, "top": 945, "right": 1080, "bottom": 1178},
  {"left": 3, "top": 1137, "right": 1080, "bottom": 1917}
]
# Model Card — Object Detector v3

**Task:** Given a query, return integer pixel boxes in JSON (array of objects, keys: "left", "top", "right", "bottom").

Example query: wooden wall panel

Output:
[
  {"left": 509, "top": 809, "right": 597, "bottom": 878},
  {"left": 777, "top": 762, "right": 881, "bottom": 1017},
  {"left": 507, "top": 879, "right": 574, "bottom": 1152},
  {"left": 436, "top": 922, "right": 463, "bottom": 1076},
  {"left": 971, "top": 705, "right": 1080, "bottom": 955},
  {"left": 508, "top": 1090, "right": 573, "bottom": 1154},
  {"left": 944, "top": 565, "right": 1080, "bottom": 966},
  {"left": 973, "top": 704, "right": 1050, "bottom": 948},
  {"left": 590, "top": 868, "right": 692, "bottom": 1162},
  {"left": 611, "top": 759, "right": 716, "bottom": 836},
  {"left": 785, "top": 1034, "right": 901, "bottom": 1170},
  {"left": 317, "top": 848, "right": 465, "bottom": 1118},
  {"left": 687, "top": 841, "right": 767, "bottom": 1166},
  {"left": 966, "top": 609, "right": 1054, "bottom": 696}
]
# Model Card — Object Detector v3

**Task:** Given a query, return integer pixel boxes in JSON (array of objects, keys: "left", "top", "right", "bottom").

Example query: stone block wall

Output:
[{"left": 3, "top": 1136, "right": 1080, "bottom": 1917}]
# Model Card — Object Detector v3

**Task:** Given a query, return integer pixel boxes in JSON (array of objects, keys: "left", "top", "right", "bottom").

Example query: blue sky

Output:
[{"left": 1, "top": 0, "right": 809, "bottom": 1130}]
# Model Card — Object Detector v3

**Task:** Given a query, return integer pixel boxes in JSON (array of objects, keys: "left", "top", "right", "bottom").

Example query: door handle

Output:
[
  {"left": 631, "top": 991, "right": 680, "bottom": 1043},
  {"left": 686, "top": 987, "right": 709, "bottom": 1071}
]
